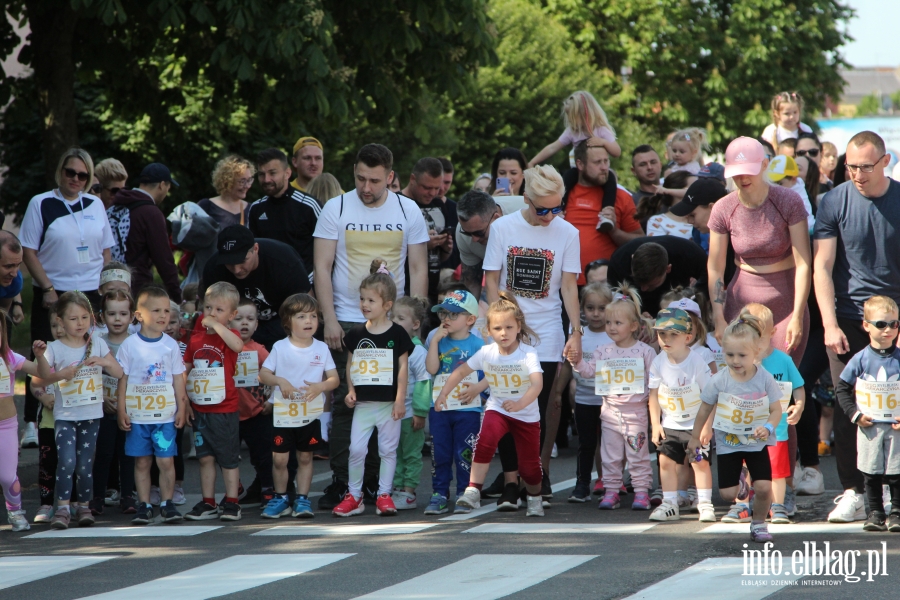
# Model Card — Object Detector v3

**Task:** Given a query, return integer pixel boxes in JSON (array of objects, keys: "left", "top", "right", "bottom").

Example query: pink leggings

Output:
[
  {"left": 0, "top": 416, "right": 22, "bottom": 510},
  {"left": 473, "top": 410, "right": 543, "bottom": 487},
  {"left": 600, "top": 403, "right": 652, "bottom": 494}
]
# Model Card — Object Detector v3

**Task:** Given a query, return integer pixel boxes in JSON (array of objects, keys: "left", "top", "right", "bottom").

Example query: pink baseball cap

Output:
[{"left": 724, "top": 137, "right": 766, "bottom": 178}]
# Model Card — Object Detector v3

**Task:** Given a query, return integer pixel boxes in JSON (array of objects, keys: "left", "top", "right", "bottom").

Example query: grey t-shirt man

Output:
[
  {"left": 457, "top": 196, "right": 527, "bottom": 266},
  {"left": 813, "top": 179, "right": 900, "bottom": 319}
]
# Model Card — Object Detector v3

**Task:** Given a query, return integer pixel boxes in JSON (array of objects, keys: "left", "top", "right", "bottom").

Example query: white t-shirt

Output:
[
  {"left": 457, "top": 196, "right": 527, "bottom": 267},
  {"left": 404, "top": 344, "right": 430, "bottom": 418},
  {"left": 761, "top": 122, "right": 814, "bottom": 145},
  {"left": 573, "top": 329, "right": 612, "bottom": 406},
  {"left": 313, "top": 190, "right": 430, "bottom": 322},
  {"left": 648, "top": 349, "right": 712, "bottom": 430},
  {"left": 46, "top": 336, "right": 111, "bottom": 421},
  {"left": 467, "top": 342, "right": 543, "bottom": 423},
  {"left": 483, "top": 211, "right": 581, "bottom": 361},
  {"left": 116, "top": 333, "right": 186, "bottom": 424},
  {"left": 20, "top": 190, "right": 114, "bottom": 292},
  {"left": 262, "top": 338, "right": 336, "bottom": 400},
  {"left": 646, "top": 213, "right": 694, "bottom": 240},
  {"left": 790, "top": 180, "right": 815, "bottom": 232},
  {"left": 691, "top": 343, "right": 716, "bottom": 367}
]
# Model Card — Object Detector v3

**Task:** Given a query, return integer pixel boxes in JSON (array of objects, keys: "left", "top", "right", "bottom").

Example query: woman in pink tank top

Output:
[{"left": 706, "top": 137, "right": 812, "bottom": 365}]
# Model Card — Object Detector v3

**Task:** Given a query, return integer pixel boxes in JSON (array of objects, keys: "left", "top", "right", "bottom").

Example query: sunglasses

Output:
[
  {"left": 459, "top": 213, "right": 496, "bottom": 238},
  {"left": 865, "top": 319, "right": 900, "bottom": 330},
  {"left": 796, "top": 148, "right": 820, "bottom": 158},
  {"left": 89, "top": 183, "right": 102, "bottom": 195},
  {"left": 63, "top": 167, "right": 90, "bottom": 182},
  {"left": 106, "top": 186, "right": 125, "bottom": 195},
  {"left": 528, "top": 198, "right": 563, "bottom": 216}
]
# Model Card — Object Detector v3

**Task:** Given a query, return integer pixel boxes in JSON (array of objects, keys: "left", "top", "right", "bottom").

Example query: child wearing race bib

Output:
[
  {"left": 93, "top": 289, "right": 137, "bottom": 516},
  {"left": 0, "top": 315, "right": 44, "bottom": 531},
  {"left": 834, "top": 296, "right": 900, "bottom": 532},
  {"left": 744, "top": 303, "right": 805, "bottom": 524},
  {"left": 35, "top": 291, "right": 124, "bottom": 530},
  {"left": 182, "top": 281, "right": 244, "bottom": 521},
  {"left": 661, "top": 292, "right": 718, "bottom": 374},
  {"left": 390, "top": 296, "right": 432, "bottom": 511},
  {"left": 95, "top": 261, "right": 139, "bottom": 336},
  {"left": 551, "top": 282, "right": 612, "bottom": 503},
  {"left": 571, "top": 284, "right": 656, "bottom": 510},
  {"left": 648, "top": 308, "right": 714, "bottom": 522},
  {"left": 260, "top": 294, "right": 339, "bottom": 519},
  {"left": 425, "top": 290, "right": 486, "bottom": 515},
  {"left": 116, "top": 286, "right": 188, "bottom": 525},
  {"left": 333, "top": 260, "right": 415, "bottom": 517},
  {"left": 439, "top": 293, "right": 546, "bottom": 517},
  {"left": 231, "top": 298, "right": 275, "bottom": 509},
  {"left": 32, "top": 314, "right": 66, "bottom": 525},
  {"left": 688, "top": 311, "right": 783, "bottom": 543}
]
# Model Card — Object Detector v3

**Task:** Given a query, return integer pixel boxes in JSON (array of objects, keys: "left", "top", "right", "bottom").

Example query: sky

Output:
[{"left": 841, "top": 0, "right": 900, "bottom": 68}]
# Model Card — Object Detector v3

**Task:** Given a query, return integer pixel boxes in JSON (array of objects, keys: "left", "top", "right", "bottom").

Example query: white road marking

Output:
[
  {"left": 463, "top": 523, "right": 657, "bottom": 534},
  {"left": 700, "top": 522, "right": 864, "bottom": 534},
  {"left": 0, "top": 556, "right": 116, "bottom": 591},
  {"left": 253, "top": 523, "right": 436, "bottom": 536},
  {"left": 25, "top": 526, "right": 221, "bottom": 539}
]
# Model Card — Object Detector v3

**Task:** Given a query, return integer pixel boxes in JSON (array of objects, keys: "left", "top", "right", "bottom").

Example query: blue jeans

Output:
[{"left": 429, "top": 408, "right": 481, "bottom": 497}]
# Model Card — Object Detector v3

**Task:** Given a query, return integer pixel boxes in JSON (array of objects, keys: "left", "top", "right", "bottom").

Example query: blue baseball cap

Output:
[
  {"left": 697, "top": 162, "right": 725, "bottom": 184},
  {"left": 431, "top": 290, "right": 479, "bottom": 316}
]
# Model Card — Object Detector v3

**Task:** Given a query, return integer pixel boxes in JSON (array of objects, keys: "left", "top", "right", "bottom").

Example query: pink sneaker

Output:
[
  {"left": 598, "top": 490, "right": 620, "bottom": 510},
  {"left": 592, "top": 480, "right": 604, "bottom": 496},
  {"left": 375, "top": 493, "right": 397, "bottom": 516},
  {"left": 632, "top": 492, "right": 651, "bottom": 510}
]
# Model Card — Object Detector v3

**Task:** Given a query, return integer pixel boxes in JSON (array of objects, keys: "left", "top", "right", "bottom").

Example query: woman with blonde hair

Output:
[
  {"left": 306, "top": 173, "right": 342, "bottom": 206},
  {"left": 198, "top": 155, "right": 256, "bottom": 228}
]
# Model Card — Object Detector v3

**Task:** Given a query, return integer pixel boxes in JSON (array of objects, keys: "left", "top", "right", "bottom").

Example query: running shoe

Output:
[
  {"left": 318, "top": 476, "right": 348, "bottom": 510},
  {"left": 104, "top": 489, "right": 120, "bottom": 507},
  {"left": 424, "top": 494, "right": 449, "bottom": 515},
  {"left": 184, "top": 501, "right": 219, "bottom": 521},
  {"left": 864, "top": 511, "right": 887, "bottom": 532},
  {"left": 7, "top": 509, "right": 30, "bottom": 531},
  {"left": 568, "top": 482, "right": 591, "bottom": 503},
  {"left": 828, "top": 490, "right": 865, "bottom": 523},
  {"left": 132, "top": 503, "right": 153, "bottom": 525},
  {"left": 375, "top": 493, "right": 397, "bottom": 516},
  {"left": 598, "top": 490, "right": 620, "bottom": 510},
  {"left": 769, "top": 503, "right": 791, "bottom": 524},
  {"left": 649, "top": 500, "right": 679, "bottom": 522},
  {"left": 172, "top": 484, "right": 186, "bottom": 506},
  {"left": 332, "top": 493, "right": 365, "bottom": 517},
  {"left": 455, "top": 487, "right": 482, "bottom": 511},
  {"left": 750, "top": 522, "right": 773, "bottom": 543},
  {"left": 721, "top": 503, "right": 751, "bottom": 523},
  {"left": 262, "top": 495, "right": 292, "bottom": 519},
  {"left": 526, "top": 495, "right": 544, "bottom": 517},
  {"left": 149, "top": 485, "right": 161, "bottom": 506},
  {"left": 50, "top": 507, "right": 71, "bottom": 530},
  {"left": 497, "top": 483, "right": 520, "bottom": 512},
  {"left": 120, "top": 496, "right": 137, "bottom": 514},
  {"left": 76, "top": 506, "right": 95, "bottom": 527},
  {"left": 698, "top": 502, "right": 716, "bottom": 522},
  {"left": 482, "top": 473, "right": 506, "bottom": 498},
  {"left": 160, "top": 501, "right": 183, "bottom": 523},
  {"left": 33, "top": 505, "right": 53, "bottom": 524},
  {"left": 592, "top": 480, "right": 604, "bottom": 496},
  {"left": 784, "top": 486, "right": 797, "bottom": 516},
  {"left": 391, "top": 491, "right": 417, "bottom": 511},
  {"left": 292, "top": 496, "right": 314, "bottom": 518},
  {"left": 219, "top": 501, "right": 242, "bottom": 521},
  {"left": 795, "top": 467, "right": 825, "bottom": 496},
  {"left": 888, "top": 511, "right": 900, "bottom": 533},
  {"left": 632, "top": 492, "right": 651, "bottom": 510}
]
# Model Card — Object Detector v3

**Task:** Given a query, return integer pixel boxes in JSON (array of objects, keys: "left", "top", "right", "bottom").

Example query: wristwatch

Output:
[{"left": 573, "top": 325, "right": 584, "bottom": 335}]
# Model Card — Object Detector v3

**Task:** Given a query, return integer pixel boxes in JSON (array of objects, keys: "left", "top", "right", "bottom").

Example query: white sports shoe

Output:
[
  {"left": 391, "top": 491, "right": 418, "bottom": 510},
  {"left": 20, "top": 422, "right": 38, "bottom": 448},
  {"left": 8, "top": 509, "right": 30, "bottom": 531},
  {"left": 828, "top": 490, "right": 865, "bottom": 523},
  {"left": 649, "top": 500, "right": 680, "bottom": 522},
  {"left": 795, "top": 467, "right": 825, "bottom": 496},
  {"left": 172, "top": 484, "right": 186, "bottom": 506},
  {"left": 526, "top": 495, "right": 544, "bottom": 517},
  {"left": 698, "top": 502, "right": 716, "bottom": 522},
  {"left": 455, "top": 487, "right": 481, "bottom": 511},
  {"left": 884, "top": 484, "right": 892, "bottom": 514}
]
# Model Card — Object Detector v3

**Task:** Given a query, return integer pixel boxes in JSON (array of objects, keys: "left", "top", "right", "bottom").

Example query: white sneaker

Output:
[
  {"left": 677, "top": 493, "right": 698, "bottom": 512},
  {"left": 551, "top": 443, "right": 558, "bottom": 458},
  {"left": 149, "top": 486, "right": 161, "bottom": 506},
  {"left": 526, "top": 495, "right": 544, "bottom": 517},
  {"left": 828, "top": 490, "right": 865, "bottom": 523},
  {"left": 8, "top": 509, "right": 30, "bottom": 531},
  {"left": 795, "top": 467, "right": 825, "bottom": 496},
  {"left": 391, "top": 491, "right": 418, "bottom": 510},
  {"left": 455, "top": 487, "right": 481, "bottom": 511},
  {"left": 33, "top": 505, "right": 53, "bottom": 524},
  {"left": 884, "top": 484, "right": 892, "bottom": 514},
  {"left": 173, "top": 484, "right": 186, "bottom": 506},
  {"left": 698, "top": 502, "right": 716, "bottom": 522},
  {"left": 20, "top": 422, "right": 38, "bottom": 448},
  {"left": 649, "top": 500, "right": 680, "bottom": 522},
  {"left": 104, "top": 489, "right": 120, "bottom": 506}
]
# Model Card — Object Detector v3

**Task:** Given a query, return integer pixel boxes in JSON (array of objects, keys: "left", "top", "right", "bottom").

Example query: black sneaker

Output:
[
  {"left": 541, "top": 473, "right": 553, "bottom": 506},
  {"left": 160, "top": 501, "right": 183, "bottom": 523},
  {"left": 318, "top": 477, "right": 348, "bottom": 510},
  {"left": 568, "top": 482, "right": 591, "bottom": 503},
  {"left": 260, "top": 488, "right": 275, "bottom": 510},
  {"left": 132, "top": 503, "right": 153, "bottom": 525},
  {"left": 497, "top": 483, "right": 520, "bottom": 512},
  {"left": 89, "top": 496, "right": 105, "bottom": 516},
  {"left": 239, "top": 486, "right": 262, "bottom": 508},
  {"left": 120, "top": 496, "right": 137, "bottom": 514},
  {"left": 864, "top": 510, "right": 887, "bottom": 532},
  {"left": 219, "top": 501, "right": 242, "bottom": 521},
  {"left": 362, "top": 481, "right": 379, "bottom": 503},
  {"left": 889, "top": 512, "right": 900, "bottom": 532},
  {"left": 482, "top": 473, "right": 506, "bottom": 498},
  {"left": 184, "top": 501, "right": 219, "bottom": 521}
]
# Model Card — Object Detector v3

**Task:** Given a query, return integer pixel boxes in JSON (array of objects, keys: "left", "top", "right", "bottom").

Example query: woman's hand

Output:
[
  {"left": 714, "top": 315, "right": 728, "bottom": 346},
  {"left": 784, "top": 316, "right": 803, "bottom": 354}
]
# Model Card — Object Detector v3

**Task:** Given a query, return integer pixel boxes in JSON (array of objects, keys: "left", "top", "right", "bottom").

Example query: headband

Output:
[{"left": 100, "top": 269, "right": 131, "bottom": 288}]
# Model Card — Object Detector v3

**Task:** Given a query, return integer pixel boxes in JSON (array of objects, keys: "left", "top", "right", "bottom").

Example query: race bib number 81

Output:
[
  {"left": 273, "top": 388, "right": 324, "bottom": 427},
  {"left": 596, "top": 358, "right": 645, "bottom": 396},
  {"left": 234, "top": 351, "right": 259, "bottom": 387},
  {"left": 350, "top": 349, "right": 393, "bottom": 386}
]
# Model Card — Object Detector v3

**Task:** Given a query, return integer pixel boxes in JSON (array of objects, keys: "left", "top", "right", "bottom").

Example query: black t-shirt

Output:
[
  {"left": 343, "top": 321, "right": 415, "bottom": 403},
  {"left": 248, "top": 189, "right": 320, "bottom": 278},
  {"left": 607, "top": 236, "right": 708, "bottom": 317},
  {"left": 202, "top": 239, "right": 311, "bottom": 350},
  {"left": 416, "top": 197, "right": 459, "bottom": 294}
]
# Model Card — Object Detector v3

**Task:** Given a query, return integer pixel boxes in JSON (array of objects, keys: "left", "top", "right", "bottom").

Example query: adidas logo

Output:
[
  {"left": 258, "top": 213, "right": 268, "bottom": 220},
  {"left": 735, "top": 152, "right": 746, "bottom": 161},
  {"left": 309, "top": 437, "right": 318, "bottom": 445}
]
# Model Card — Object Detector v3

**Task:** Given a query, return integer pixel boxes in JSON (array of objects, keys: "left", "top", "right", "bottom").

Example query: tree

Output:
[{"left": 857, "top": 93, "right": 882, "bottom": 116}]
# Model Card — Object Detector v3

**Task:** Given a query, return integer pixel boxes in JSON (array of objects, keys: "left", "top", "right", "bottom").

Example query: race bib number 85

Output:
[{"left": 712, "top": 393, "right": 768, "bottom": 435}]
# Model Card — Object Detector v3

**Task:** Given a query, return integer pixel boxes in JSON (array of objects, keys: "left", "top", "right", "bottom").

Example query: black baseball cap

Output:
[
  {"left": 138, "top": 163, "right": 180, "bottom": 186},
  {"left": 669, "top": 178, "right": 728, "bottom": 217},
  {"left": 216, "top": 225, "right": 256, "bottom": 265}
]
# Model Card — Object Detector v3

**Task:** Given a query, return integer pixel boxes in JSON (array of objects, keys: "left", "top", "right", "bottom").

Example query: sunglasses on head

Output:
[
  {"left": 865, "top": 319, "right": 900, "bottom": 330},
  {"left": 796, "top": 148, "right": 820, "bottom": 158},
  {"left": 63, "top": 167, "right": 89, "bottom": 182}
]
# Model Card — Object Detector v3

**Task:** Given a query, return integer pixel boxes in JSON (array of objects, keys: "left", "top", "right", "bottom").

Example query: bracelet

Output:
[
  {"left": 763, "top": 423, "right": 775, "bottom": 435},
  {"left": 42, "top": 285, "right": 54, "bottom": 293},
  {"left": 11, "top": 301, "right": 21, "bottom": 308}
]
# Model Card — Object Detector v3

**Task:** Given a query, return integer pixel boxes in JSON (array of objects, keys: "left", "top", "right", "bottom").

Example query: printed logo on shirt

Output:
[
  {"left": 191, "top": 345, "right": 225, "bottom": 369},
  {"left": 258, "top": 213, "right": 268, "bottom": 220},
  {"left": 83, "top": 214, "right": 95, "bottom": 220},
  {"left": 387, "top": 340, "right": 395, "bottom": 348},
  {"left": 243, "top": 288, "right": 276, "bottom": 321},
  {"left": 505, "top": 246, "right": 554, "bottom": 299},
  {"left": 345, "top": 223, "right": 404, "bottom": 232},
  {"left": 141, "top": 362, "right": 168, "bottom": 385}
]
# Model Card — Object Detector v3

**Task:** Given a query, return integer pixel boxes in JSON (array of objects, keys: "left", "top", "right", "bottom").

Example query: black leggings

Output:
[
  {"left": 797, "top": 326, "right": 828, "bottom": 467},
  {"left": 496, "top": 363, "right": 559, "bottom": 474},
  {"left": 574, "top": 403, "right": 601, "bottom": 485},
  {"left": 830, "top": 317, "right": 870, "bottom": 494},
  {"left": 93, "top": 413, "right": 135, "bottom": 499},
  {"left": 864, "top": 473, "right": 900, "bottom": 514}
]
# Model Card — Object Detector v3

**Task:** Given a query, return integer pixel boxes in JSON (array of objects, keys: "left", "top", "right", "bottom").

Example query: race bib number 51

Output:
[
  {"left": 713, "top": 393, "right": 768, "bottom": 435},
  {"left": 59, "top": 365, "right": 103, "bottom": 408},
  {"left": 350, "top": 349, "right": 393, "bottom": 386},
  {"left": 596, "top": 358, "right": 645, "bottom": 396},
  {"left": 658, "top": 383, "right": 702, "bottom": 422}
]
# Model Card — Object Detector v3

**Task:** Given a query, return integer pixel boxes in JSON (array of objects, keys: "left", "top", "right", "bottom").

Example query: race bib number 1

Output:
[
  {"left": 234, "top": 351, "right": 259, "bottom": 387},
  {"left": 484, "top": 362, "right": 531, "bottom": 399},
  {"left": 596, "top": 358, "right": 645, "bottom": 396},
  {"left": 125, "top": 383, "right": 177, "bottom": 422},
  {"left": 350, "top": 349, "right": 393, "bottom": 386},
  {"left": 658, "top": 383, "right": 702, "bottom": 422},
  {"left": 433, "top": 372, "right": 481, "bottom": 410},
  {"left": 273, "top": 388, "right": 324, "bottom": 427},
  {"left": 59, "top": 365, "right": 103, "bottom": 408},
  {"left": 855, "top": 379, "right": 900, "bottom": 422},
  {"left": 0, "top": 360, "right": 11, "bottom": 396},
  {"left": 187, "top": 367, "right": 227, "bottom": 405},
  {"left": 713, "top": 393, "right": 768, "bottom": 435}
]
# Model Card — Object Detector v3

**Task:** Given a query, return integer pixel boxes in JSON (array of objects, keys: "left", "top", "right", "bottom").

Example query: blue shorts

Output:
[{"left": 125, "top": 422, "right": 179, "bottom": 458}]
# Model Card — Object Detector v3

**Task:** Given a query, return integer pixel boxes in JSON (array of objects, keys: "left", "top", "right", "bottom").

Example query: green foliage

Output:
[{"left": 857, "top": 93, "right": 883, "bottom": 116}]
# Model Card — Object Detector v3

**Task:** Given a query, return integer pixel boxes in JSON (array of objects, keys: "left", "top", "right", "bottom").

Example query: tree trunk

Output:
[{"left": 24, "top": 0, "right": 78, "bottom": 189}]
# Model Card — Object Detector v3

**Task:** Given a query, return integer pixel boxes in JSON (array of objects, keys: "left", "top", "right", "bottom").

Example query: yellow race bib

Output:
[
  {"left": 350, "top": 349, "right": 393, "bottom": 386},
  {"left": 484, "top": 362, "right": 531, "bottom": 399},
  {"left": 186, "top": 367, "right": 227, "bottom": 405},
  {"left": 713, "top": 393, "right": 768, "bottom": 435},
  {"left": 234, "top": 351, "right": 259, "bottom": 388},
  {"left": 855, "top": 379, "right": 900, "bottom": 422},
  {"left": 658, "top": 383, "right": 702, "bottom": 423}
]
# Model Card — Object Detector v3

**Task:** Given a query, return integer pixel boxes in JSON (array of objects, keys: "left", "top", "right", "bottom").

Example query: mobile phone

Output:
[{"left": 496, "top": 177, "right": 510, "bottom": 193}]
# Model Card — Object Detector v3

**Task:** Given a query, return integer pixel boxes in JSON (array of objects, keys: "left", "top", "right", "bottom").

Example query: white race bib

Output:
[
  {"left": 484, "top": 362, "right": 531, "bottom": 399},
  {"left": 273, "top": 388, "right": 324, "bottom": 427},
  {"left": 125, "top": 383, "right": 177, "bottom": 422},
  {"left": 777, "top": 381, "right": 794, "bottom": 411},
  {"left": 713, "top": 393, "right": 768, "bottom": 435},
  {"left": 658, "top": 383, "right": 702, "bottom": 423},
  {"left": 350, "top": 349, "right": 393, "bottom": 386},
  {"left": 187, "top": 367, "right": 227, "bottom": 405},
  {"left": 234, "top": 351, "right": 259, "bottom": 387},
  {"left": 713, "top": 351, "right": 727, "bottom": 373},
  {"left": 102, "top": 375, "right": 118, "bottom": 400},
  {"left": 855, "top": 379, "right": 900, "bottom": 422},
  {"left": 59, "top": 365, "right": 103, "bottom": 408},
  {"left": 0, "top": 360, "right": 11, "bottom": 396},
  {"left": 433, "top": 372, "right": 481, "bottom": 410},
  {"left": 596, "top": 357, "right": 645, "bottom": 396}
]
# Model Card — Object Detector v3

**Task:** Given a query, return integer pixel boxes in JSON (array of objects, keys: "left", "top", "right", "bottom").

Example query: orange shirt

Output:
[{"left": 565, "top": 184, "right": 642, "bottom": 284}]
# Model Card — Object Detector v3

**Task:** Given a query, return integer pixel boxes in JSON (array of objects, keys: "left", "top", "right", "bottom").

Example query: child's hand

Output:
[
  {"left": 412, "top": 415, "right": 425, "bottom": 431},
  {"left": 344, "top": 391, "right": 357, "bottom": 408},
  {"left": 651, "top": 425, "right": 665, "bottom": 446},
  {"left": 201, "top": 315, "right": 217, "bottom": 330},
  {"left": 32, "top": 340, "right": 47, "bottom": 357},
  {"left": 301, "top": 380, "right": 324, "bottom": 402},
  {"left": 279, "top": 379, "right": 299, "bottom": 399},
  {"left": 83, "top": 356, "right": 104, "bottom": 368},
  {"left": 185, "top": 402, "right": 195, "bottom": 425},
  {"left": 753, "top": 425, "right": 770, "bottom": 440},
  {"left": 392, "top": 399, "right": 405, "bottom": 420},
  {"left": 433, "top": 325, "right": 449, "bottom": 343},
  {"left": 457, "top": 383, "right": 479, "bottom": 405},
  {"left": 57, "top": 365, "right": 78, "bottom": 381},
  {"left": 262, "top": 403, "right": 273, "bottom": 415},
  {"left": 434, "top": 395, "right": 446, "bottom": 412},
  {"left": 174, "top": 407, "right": 186, "bottom": 429},
  {"left": 786, "top": 403, "right": 803, "bottom": 425},
  {"left": 102, "top": 396, "right": 117, "bottom": 415},
  {"left": 38, "top": 393, "right": 54, "bottom": 411},
  {"left": 858, "top": 414, "right": 874, "bottom": 428},
  {"left": 118, "top": 412, "right": 131, "bottom": 432},
  {"left": 699, "top": 424, "right": 713, "bottom": 446},
  {"left": 501, "top": 399, "right": 522, "bottom": 413}
]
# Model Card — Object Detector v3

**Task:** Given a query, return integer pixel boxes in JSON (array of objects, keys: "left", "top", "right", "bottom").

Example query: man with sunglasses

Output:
[
  {"left": 107, "top": 163, "right": 182, "bottom": 301},
  {"left": 813, "top": 130, "right": 899, "bottom": 524}
]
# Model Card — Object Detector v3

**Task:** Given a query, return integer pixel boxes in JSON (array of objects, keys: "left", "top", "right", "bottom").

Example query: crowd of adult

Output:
[{"left": 9, "top": 123, "right": 900, "bottom": 526}]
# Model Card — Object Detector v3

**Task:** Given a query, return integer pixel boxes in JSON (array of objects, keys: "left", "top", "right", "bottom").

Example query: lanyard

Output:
[{"left": 56, "top": 190, "right": 86, "bottom": 245}]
